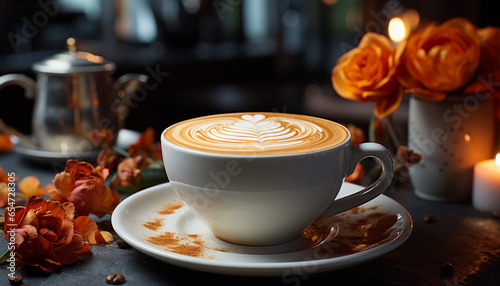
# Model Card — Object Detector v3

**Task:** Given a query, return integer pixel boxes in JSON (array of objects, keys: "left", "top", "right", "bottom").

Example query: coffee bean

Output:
[
  {"left": 441, "top": 263, "right": 455, "bottom": 276},
  {"left": 8, "top": 273, "right": 23, "bottom": 285},
  {"left": 106, "top": 273, "right": 126, "bottom": 285},
  {"left": 423, "top": 214, "right": 437, "bottom": 223}
]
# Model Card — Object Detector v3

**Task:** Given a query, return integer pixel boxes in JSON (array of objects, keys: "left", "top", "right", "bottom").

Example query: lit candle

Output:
[
  {"left": 473, "top": 154, "right": 500, "bottom": 216},
  {"left": 388, "top": 17, "right": 406, "bottom": 44}
]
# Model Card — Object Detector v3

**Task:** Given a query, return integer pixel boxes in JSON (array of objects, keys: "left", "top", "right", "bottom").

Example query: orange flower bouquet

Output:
[
  {"left": 332, "top": 17, "right": 500, "bottom": 120},
  {"left": 1, "top": 196, "right": 113, "bottom": 273},
  {"left": 0, "top": 127, "right": 166, "bottom": 273},
  {"left": 332, "top": 17, "right": 500, "bottom": 201},
  {"left": 0, "top": 161, "right": 116, "bottom": 273}
]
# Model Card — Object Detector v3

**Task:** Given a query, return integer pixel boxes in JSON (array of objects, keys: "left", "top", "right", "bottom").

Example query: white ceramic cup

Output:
[{"left": 161, "top": 113, "right": 394, "bottom": 245}]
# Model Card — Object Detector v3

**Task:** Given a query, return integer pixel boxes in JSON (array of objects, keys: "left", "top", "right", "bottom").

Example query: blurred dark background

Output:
[{"left": 1, "top": 0, "right": 499, "bottom": 137}]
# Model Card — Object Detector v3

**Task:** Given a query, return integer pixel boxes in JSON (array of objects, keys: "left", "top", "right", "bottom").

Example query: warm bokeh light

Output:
[
  {"left": 388, "top": 17, "right": 406, "bottom": 42},
  {"left": 496, "top": 153, "right": 500, "bottom": 167},
  {"left": 322, "top": 0, "right": 338, "bottom": 5},
  {"left": 402, "top": 9, "right": 420, "bottom": 31},
  {"left": 464, "top": 133, "right": 471, "bottom": 143}
]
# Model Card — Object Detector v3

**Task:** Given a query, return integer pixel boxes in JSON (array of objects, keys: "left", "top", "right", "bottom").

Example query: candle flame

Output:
[
  {"left": 388, "top": 17, "right": 406, "bottom": 42},
  {"left": 496, "top": 153, "right": 500, "bottom": 167}
]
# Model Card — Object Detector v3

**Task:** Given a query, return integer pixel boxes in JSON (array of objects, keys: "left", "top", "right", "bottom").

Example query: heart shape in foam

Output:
[{"left": 241, "top": 114, "right": 266, "bottom": 123}]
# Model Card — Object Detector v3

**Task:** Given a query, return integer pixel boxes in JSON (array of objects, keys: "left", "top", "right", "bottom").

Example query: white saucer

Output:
[
  {"left": 13, "top": 129, "right": 140, "bottom": 163},
  {"left": 112, "top": 182, "right": 413, "bottom": 276},
  {"left": 14, "top": 143, "right": 101, "bottom": 163}
]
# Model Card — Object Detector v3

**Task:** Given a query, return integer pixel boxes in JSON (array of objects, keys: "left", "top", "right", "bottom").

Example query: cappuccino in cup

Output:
[
  {"left": 164, "top": 113, "right": 348, "bottom": 155},
  {"left": 161, "top": 112, "right": 393, "bottom": 245}
]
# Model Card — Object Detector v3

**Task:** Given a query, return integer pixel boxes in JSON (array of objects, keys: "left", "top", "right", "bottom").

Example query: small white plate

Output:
[{"left": 112, "top": 182, "right": 413, "bottom": 276}]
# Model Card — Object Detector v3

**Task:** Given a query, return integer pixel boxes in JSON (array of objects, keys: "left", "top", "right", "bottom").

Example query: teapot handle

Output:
[
  {"left": 0, "top": 74, "right": 37, "bottom": 99},
  {"left": 114, "top": 73, "right": 148, "bottom": 95},
  {"left": 113, "top": 73, "right": 148, "bottom": 129},
  {"left": 0, "top": 74, "right": 38, "bottom": 147}
]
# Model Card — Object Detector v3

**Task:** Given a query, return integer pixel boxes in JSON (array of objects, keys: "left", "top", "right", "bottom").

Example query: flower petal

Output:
[
  {"left": 74, "top": 216, "right": 100, "bottom": 245},
  {"left": 0, "top": 133, "right": 13, "bottom": 153},
  {"left": 69, "top": 180, "right": 103, "bottom": 216},
  {"left": 407, "top": 88, "right": 446, "bottom": 101},
  {"left": 374, "top": 86, "right": 404, "bottom": 119},
  {"left": 18, "top": 176, "right": 48, "bottom": 199},
  {"left": 50, "top": 172, "right": 74, "bottom": 202},
  {"left": 61, "top": 202, "right": 76, "bottom": 221},
  {"left": 0, "top": 182, "right": 8, "bottom": 207},
  {"left": 98, "top": 231, "right": 115, "bottom": 244},
  {"left": 94, "top": 187, "right": 121, "bottom": 218}
]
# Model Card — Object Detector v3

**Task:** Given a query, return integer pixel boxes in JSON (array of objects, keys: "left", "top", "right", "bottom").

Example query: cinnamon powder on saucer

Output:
[
  {"left": 143, "top": 218, "right": 163, "bottom": 231},
  {"left": 143, "top": 202, "right": 399, "bottom": 259},
  {"left": 146, "top": 232, "right": 202, "bottom": 257},
  {"left": 143, "top": 201, "right": 208, "bottom": 258},
  {"left": 158, "top": 201, "right": 184, "bottom": 215}
]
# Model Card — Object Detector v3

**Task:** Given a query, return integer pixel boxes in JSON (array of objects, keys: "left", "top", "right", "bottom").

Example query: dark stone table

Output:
[{"left": 1, "top": 151, "right": 499, "bottom": 286}]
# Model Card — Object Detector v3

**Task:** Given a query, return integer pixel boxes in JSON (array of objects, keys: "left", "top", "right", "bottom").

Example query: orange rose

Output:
[
  {"left": 49, "top": 160, "right": 121, "bottom": 217},
  {"left": 477, "top": 27, "right": 500, "bottom": 79},
  {"left": 3, "top": 197, "right": 91, "bottom": 273},
  {"left": 332, "top": 32, "right": 403, "bottom": 119},
  {"left": 397, "top": 17, "right": 480, "bottom": 100},
  {"left": 462, "top": 27, "right": 500, "bottom": 121},
  {"left": 465, "top": 27, "right": 500, "bottom": 93}
]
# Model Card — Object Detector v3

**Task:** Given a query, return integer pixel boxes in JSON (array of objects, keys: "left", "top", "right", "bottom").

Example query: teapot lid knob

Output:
[
  {"left": 32, "top": 37, "right": 115, "bottom": 74},
  {"left": 66, "top": 37, "right": 80, "bottom": 52}
]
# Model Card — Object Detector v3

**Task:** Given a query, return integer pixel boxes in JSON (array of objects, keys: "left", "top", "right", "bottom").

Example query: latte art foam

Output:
[{"left": 165, "top": 113, "right": 349, "bottom": 155}]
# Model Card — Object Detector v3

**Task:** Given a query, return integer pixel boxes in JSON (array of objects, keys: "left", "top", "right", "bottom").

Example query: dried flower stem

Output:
[
  {"left": 112, "top": 145, "right": 157, "bottom": 165},
  {"left": 0, "top": 249, "right": 10, "bottom": 265},
  {"left": 385, "top": 115, "right": 406, "bottom": 149},
  {"left": 0, "top": 119, "right": 37, "bottom": 148},
  {"left": 112, "top": 146, "right": 130, "bottom": 157}
]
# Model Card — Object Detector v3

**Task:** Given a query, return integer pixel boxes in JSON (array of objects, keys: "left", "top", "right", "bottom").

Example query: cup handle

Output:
[{"left": 317, "top": 142, "right": 394, "bottom": 220}]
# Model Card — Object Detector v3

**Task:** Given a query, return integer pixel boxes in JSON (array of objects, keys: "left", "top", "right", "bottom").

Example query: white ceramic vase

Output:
[{"left": 408, "top": 93, "right": 495, "bottom": 202}]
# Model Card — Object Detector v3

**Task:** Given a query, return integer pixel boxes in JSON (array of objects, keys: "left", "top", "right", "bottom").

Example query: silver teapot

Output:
[{"left": 0, "top": 38, "right": 147, "bottom": 154}]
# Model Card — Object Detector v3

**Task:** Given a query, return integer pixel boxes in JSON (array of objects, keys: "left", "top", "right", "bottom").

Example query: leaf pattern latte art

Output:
[
  {"left": 191, "top": 114, "right": 322, "bottom": 149},
  {"left": 165, "top": 113, "right": 348, "bottom": 155}
]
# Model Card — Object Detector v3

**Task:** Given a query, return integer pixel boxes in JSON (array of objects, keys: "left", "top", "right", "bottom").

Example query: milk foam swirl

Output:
[{"left": 165, "top": 113, "right": 349, "bottom": 155}]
